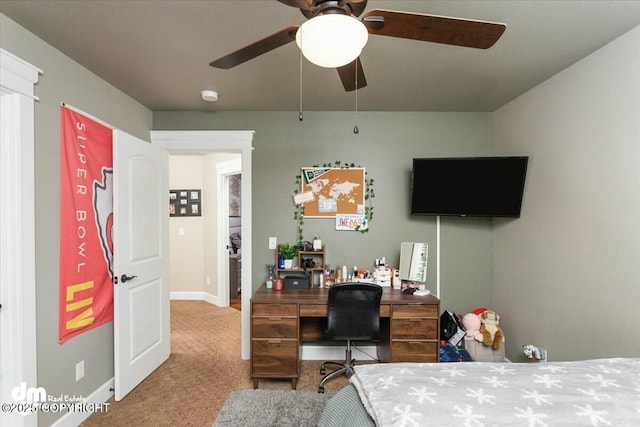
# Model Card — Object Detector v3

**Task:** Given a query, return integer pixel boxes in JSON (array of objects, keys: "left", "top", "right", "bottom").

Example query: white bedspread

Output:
[{"left": 350, "top": 358, "right": 640, "bottom": 426}]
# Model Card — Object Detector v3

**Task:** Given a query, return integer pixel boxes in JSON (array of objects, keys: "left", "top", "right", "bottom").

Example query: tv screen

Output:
[{"left": 411, "top": 156, "right": 528, "bottom": 218}]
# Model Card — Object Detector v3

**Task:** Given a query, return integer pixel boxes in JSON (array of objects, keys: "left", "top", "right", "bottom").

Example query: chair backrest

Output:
[{"left": 325, "top": 282, "right": 383, "bottom": 341}]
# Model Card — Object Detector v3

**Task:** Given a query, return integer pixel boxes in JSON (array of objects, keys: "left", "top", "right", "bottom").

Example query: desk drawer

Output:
[
  {"left": 393, "top": 304, "right": 438, "bottom": 318},
  {"left": 299, "top": 304, "right": 326, "bottom": 316},
  {"left": 299, "top": 304, "right": 391, "bottom": 317},
  {"left": 252, "top": 339, "right": 298, "bottom": 376},
  {"left": 380, "top": 304, "right": 391, "bottom": 317},
  {"left": 252, "top": 303, "right": 297, "bottom": 317},
  {"left": 391, "top": 318, "right": 437, "bottom": 339},
  {"left": 252, "top": 317, "right": 298, "bottom": 339},
  {"left": 391, "top": 341, "right": 438, "bottom": 363}
]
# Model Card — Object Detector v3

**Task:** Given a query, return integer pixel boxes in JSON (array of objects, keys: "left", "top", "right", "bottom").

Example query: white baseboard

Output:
[
  {"left": 301, "top": 345, "right": 378, "bottom": 361},
  {"left": 49, "top": 377, "right": 114, "bottom": 427},
  {"left": 170, "top": 291, "right": 220, "bottom": 306}
]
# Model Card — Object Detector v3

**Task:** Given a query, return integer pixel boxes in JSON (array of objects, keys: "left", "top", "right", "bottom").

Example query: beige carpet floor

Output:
[{"left": 81, "top": 300, "right": 349, "bottom": 427}]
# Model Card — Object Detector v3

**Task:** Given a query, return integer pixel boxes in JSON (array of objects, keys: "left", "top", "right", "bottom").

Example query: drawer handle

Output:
[
  {"left": 268, "top": 340, "right": 282, "bottom": 344},
  {"left": 268, "top": 317, "right": 282, "bottom": 321},
  {"left": 409, "top": 341, "right": 423, "bottom": 345},
  {"left": 408, "top": 318, "right": 422, "bottom": 322}
]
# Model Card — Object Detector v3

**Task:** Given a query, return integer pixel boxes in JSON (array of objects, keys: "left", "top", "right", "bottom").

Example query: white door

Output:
[{"left": 113, "top": 130, "right": 169, "bottom": 400}]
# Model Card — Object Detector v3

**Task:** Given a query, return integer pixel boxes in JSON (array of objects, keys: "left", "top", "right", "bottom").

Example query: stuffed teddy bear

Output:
[
  {"left": 479, "top": 309, "right": 504, "bottom": 350},
  {"left": 462, "top": 313, "right": 483, "bottom": 342}
]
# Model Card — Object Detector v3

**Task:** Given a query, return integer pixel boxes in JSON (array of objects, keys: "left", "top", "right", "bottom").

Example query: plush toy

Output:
[
  {"left": 479, "top": 309, "right": 504, "bottom": 350},
  {"left": 462, "top": 313, "right": 483, "bottom": 342},
  {"left": 472, "top": 307, "right": 488, "bottom": 316}
]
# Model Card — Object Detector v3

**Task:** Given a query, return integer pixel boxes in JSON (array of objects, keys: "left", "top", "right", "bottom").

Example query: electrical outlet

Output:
[
  {"left": 268, "top": 237, "right": 277, "bottom": 250},
  {"left": 206, "top": 276, "right": 211, "bottom": 285},
  {"left": 76, "top": 360, "right": 85, "bottom": 381}
]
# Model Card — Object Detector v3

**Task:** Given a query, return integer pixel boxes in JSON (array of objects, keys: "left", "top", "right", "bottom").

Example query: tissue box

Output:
[{"left": 464, "top": 337, "right": 505, "bottom": 362}]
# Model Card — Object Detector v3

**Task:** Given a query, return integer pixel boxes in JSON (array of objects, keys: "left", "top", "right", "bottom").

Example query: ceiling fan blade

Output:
[
  {"left": 277, "top": 0, "right": 313, "bottom": 10},
  {"left": 363, "top": 9, "right": 506, "bottom": 49},
  {"left": 210, "top": 26, "right": 299, "bottom": 69},
  {"left": 337, "top": 58, "right": 367, "bottom": 92}
]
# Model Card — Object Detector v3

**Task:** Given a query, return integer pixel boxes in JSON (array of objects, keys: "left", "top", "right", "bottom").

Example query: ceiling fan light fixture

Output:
[{"left": 295, "top": 14, "right": 368, "bottom": 68}]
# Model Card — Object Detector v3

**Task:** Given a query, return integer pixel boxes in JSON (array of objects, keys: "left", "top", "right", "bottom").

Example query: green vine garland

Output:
[{"left": 293, "top": 161, "right": 375, "bottom": 243}]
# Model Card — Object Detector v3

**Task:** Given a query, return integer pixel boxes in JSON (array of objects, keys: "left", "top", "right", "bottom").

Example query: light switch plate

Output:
[
  {"left": 268, "top": 237, "right": 277, "bottom": 250},
  {"left": 76, "top": 360, "right": 85, "bottom": 381}
]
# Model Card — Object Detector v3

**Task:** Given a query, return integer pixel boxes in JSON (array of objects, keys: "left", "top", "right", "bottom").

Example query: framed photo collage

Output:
[{"left": 169, "top": 189, "right": 201, "bottom": 217}]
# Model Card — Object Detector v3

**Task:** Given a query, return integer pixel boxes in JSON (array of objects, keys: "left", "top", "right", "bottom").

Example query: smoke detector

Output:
[{"left": 201, "top": 90, "right": 218, "bottom": 102}]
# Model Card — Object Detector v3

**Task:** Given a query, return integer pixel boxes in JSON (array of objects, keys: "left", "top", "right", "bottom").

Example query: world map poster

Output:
[{"left": 300, "top": 167, "right": 365, "bottom": 218}]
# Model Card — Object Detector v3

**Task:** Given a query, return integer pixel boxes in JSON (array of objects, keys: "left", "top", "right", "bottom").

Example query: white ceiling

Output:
[{"left": 2, "top": 0, "right": 639, "bottom": 112}]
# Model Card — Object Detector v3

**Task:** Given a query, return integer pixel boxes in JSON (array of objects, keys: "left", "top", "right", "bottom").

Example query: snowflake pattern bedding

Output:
[{"left": 350, "top": 358, "right": 640, "bottom": 426}]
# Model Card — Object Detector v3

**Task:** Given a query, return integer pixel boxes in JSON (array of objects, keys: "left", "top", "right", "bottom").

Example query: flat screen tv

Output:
[{"left": 411, "top": 156, "right": 528, "bottom": 218}]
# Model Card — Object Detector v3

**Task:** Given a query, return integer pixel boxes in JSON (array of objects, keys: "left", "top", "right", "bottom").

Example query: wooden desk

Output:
[{"left": 250, "top": 285, "right": 440, "bottom": 389}]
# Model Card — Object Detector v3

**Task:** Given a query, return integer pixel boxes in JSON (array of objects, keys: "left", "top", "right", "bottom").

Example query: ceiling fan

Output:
[{"left": 209, "top": 0, "right": 506, "bottom": 91}]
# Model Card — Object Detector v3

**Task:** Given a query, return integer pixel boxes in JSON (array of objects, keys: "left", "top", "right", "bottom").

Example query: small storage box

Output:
[
  {"left": 464, "top": 337, "right": 505, "bottom": 362},
  {"left": 284, "top": 274, "right": 309, "bottom": 289}
]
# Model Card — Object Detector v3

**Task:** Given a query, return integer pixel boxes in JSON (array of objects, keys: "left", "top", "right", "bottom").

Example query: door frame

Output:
[
  {"left": 151, "top": 131, "right": 253, "bottom": 360},
  {"left": 0, "top": 49, "right": 41, "bottom": 427}
]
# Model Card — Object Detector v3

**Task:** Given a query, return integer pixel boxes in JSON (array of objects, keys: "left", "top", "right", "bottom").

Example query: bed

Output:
[{"left": 319, "top": 358, "right": 640, "bottom": 426}]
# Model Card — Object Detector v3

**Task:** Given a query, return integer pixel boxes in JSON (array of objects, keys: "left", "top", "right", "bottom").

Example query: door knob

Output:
[{"left": 120, "top": 274, "right": 138, "bottom": 283}]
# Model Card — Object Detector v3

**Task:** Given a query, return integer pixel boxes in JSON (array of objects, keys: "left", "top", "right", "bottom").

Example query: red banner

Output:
[{"left": 59, "top": 106, "right": 114, "bottom": 343}]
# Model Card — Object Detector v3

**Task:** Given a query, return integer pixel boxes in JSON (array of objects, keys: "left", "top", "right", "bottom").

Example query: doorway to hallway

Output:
[{"left": 152, "top": 130, "right": 253, "bottom": 360}]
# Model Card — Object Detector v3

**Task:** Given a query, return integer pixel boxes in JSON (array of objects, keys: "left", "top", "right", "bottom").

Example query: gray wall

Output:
[
  {"left": 493, "top": 25, "right": 640, "bottom": 362},
  {"left": 1, "top": 14, "right": 152, "bottom": 427},
  {"left": 154, "top": 111, "right": 496, "bottom": 313}
]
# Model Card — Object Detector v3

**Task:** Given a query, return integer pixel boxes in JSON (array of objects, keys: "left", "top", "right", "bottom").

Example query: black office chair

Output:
[{"left": 318, "top": 282, "right": 383, "bottom": 393}]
